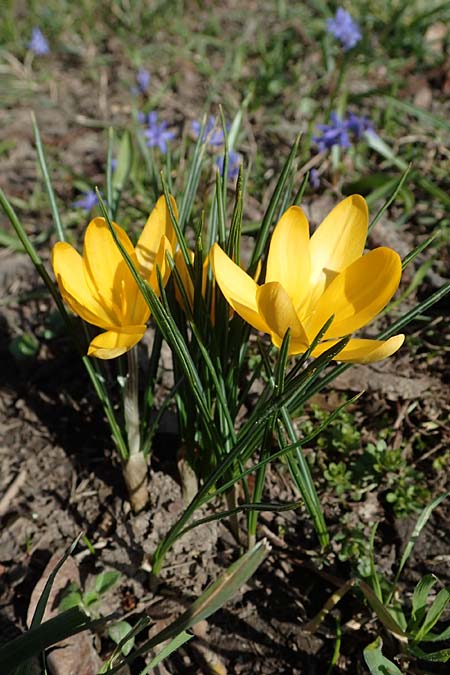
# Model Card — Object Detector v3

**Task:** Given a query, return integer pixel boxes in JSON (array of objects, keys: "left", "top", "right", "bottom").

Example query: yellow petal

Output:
[
  {"left": 52, "top": 242, "right": 115, "bottom": 328},
  {"left": 311, "top": 334, "right": 405, "bottom": 363},
  {"left": 308, "top": 195, "right": 368, "bottom": 302},
  {"left": 149, "top": 235, "right": 173, "bottom": 293},
  {"left": 256, "top": 282, "right": 309, "bottom": 348},
  {"left": 306, "top": 247, "right": 402, "bottom": 340},
  {"left": 211, "top": 244, "right": 270, "bottom": 333},
  {"left": 174, "top": 248, "right": 194, "bottom": 311},
  {"left": 83, "top": 217, "right": 138, "bottom": 324},
  {"left": 135, "top": 194, "right": 178, "bottom": 277},
  {"left": 87, "top": 326, "right": 146, "bottom": 359},
  {"left": 266, "top": 206, "right": 311, "bottom": 310}
]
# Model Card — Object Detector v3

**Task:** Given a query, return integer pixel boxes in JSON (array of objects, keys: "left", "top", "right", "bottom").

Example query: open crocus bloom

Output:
[
  {"left": 52, "top": 195, "right": 177, "bottom": 359},
  {"left": 211, "top": 195, "right": 405, "bottom": 363}
]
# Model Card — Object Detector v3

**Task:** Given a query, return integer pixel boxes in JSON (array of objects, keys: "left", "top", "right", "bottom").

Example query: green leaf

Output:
[
  {"left": 359, "top": 581, "right": 407, "bottom": 639},
  {"left": 408, "top": 643, "right": 450, "bottom": 663},
  {"left": 83, "top": 590, "right": 100, "bottom": 607},
  {"left": 363, "top": 637, "right": 403, "bottom": 675},
  {"left": 0, "top": 607, "right": 103, "bottom": 673},
  {"left": 249, "top": 135, "right": 300, "bottom": 273},
  {"left": 108, "top": 621, "right": 135, "bottom": 657},
  {"left": 9, "top": 333, "right": 40, "bottom": 360},
  {"left": 31, "top": 112, "right": 65, "bottom": 242},
  {"left": 104, "top": 541, "right": 270, "bottom": 673},
  {"left": 415, "top": 588, "right": 450, "bottom": 642},
  {"left": 138, "top": 631, "right": 193, "bottom": 675},
  {"left": 366, "top": 132, "right": 407, "bottom": 171},
  {"left": 58, "top": 583, "right": 83, "bottom": 613},
  {"left": 410, "top": 574, "right": 437, "bottom": 628},
  {"left": 394, "top": 491, "right": 450, "bottom": 587},
  {"left": 384, "top": 96, "right": 450, "bottom": 134},
  {"left": 95, "top": 570, "right": 121, "bottom": 595}
]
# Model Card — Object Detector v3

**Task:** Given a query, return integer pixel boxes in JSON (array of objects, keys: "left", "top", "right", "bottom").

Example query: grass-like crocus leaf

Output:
[
  {"left": 0, "top": 607, "right": 106, "bottom": 674},
  {"left": 103, "top": 540, "right": 270, "bottom": 673},
  {"left": 31, "top": 112, "right": 65, "bottom": 242}
]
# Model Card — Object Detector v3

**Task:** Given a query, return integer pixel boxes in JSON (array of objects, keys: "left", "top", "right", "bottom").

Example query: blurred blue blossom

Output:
[
  {"left": 29, "top": 27, "right": 50, "bottom": 55},
  {"left": 73, "top": 190, "right": 99, "bottom": 212},
  {"left": 141, "top": 112, "right": 175, "bottom": 153},
  {"left": 345, "top": 112, "right": 374, "bottom": 139},
  {"left": 326, "top": 8, "right": 361, "bottom": 51},
  {"left": 313, "top": 112, "right": 350, "bottom": 151},
  {"left": 136, "top": 68, "right": 151, "bottom": 94},
  {"left": 216, "top": 150, "right": 241, "bottom": 181},
  {"left": 309, "top": 168, "right": 320, "bottom": 190},
  {"left": 191, "top": 116, "right": 229, "bottom": 147}
]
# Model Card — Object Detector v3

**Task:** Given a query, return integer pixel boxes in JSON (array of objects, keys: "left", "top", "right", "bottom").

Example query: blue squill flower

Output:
[
  {"left": 313, "top": 112, "right": 351, "bottom": 151},
  {"left": 136, "top": 68, "right": 151, "bottom": 94},
  {"left": 216, "top": 150, "right": 241, "bottom": 181},
  {"left": 29, "top": 27, "right": 50, "bottom": 55},
  {"left": 345, "top": 112, "right": 374, "bottom": 140},
  {"left": 309, "top": 168, "right": 320, "bottom": 190},
  {"left": 141, "top": 112, "right": 176, "bottom": 154},
  {"left": 73, "top": 190, "right": 99, "bottom": 212},
  {"left": 191, "top": 116, "right": 228, "bottom": 147},
  {"left": 326, "top": 8, "right": 362, "bottom": 51}
]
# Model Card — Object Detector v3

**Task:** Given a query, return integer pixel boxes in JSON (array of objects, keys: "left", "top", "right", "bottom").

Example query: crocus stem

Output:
[
  {"left": 123, "top": 347, "right": 149, "bottom": 512},
  {"left": 125, "top": 346, "right": 140, "bottom": 455}
]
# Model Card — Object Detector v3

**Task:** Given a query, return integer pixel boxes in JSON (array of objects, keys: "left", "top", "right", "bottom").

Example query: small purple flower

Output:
[
  {"left": 345, "top": 112, "right": 374, "bottom": 140},
  {"left": 73, "top": 190, "right": 99, "bottom": 212},
  {"left": 326, "top": 8, "right": 362, "bottom": 51},
  {"left": 309, "top": 168, "right": 320, "bottom": 190},
  {"left": 216, "top": 150, "right": 241, "bottom": 181},
  {"left": 110, "top": 158, "right": 117, "bottom": 171},
  {"left": 29, "top": 27, "right": 50, "bottom": 55},
  {"left": 141, "top": 111, "right": 176, "bottom": 154},
  {"left": 136, "top": 68, "right": 151, "bottom": 94},
  {"left": 313, "top": 112, "right": 351, "bottom": 151},
  {"left": 191, "top": 116, "right": 228, "bottom": 147}
]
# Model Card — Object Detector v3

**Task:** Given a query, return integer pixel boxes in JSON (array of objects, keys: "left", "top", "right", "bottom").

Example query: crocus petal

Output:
[
  {"left": 308, "top": 195, "right": 368, "bottom": 302},
  {"left": 256, "top": 282, "right": 309, "bottom": 348},
  {"left": 83, "top": 218, "right": 139, "bottom": 324},
  {"left": 174, "top": 249, "right": 194, "bottom": 311},
  {"left": 149, "top": 235, "right": 173, "bottom": 292},
  {"left": 135, "top": 195, "right": 178, "bottom": 277},
  {"left": 266, "top": 206, "right": 310, "bottom": 310},
  {"left": 311, "top": 335, "right": 405, "bottom": 363},
  {"left": 211, "top": 243, "right": 269, "bottom": 333},
  {"left": 52, "top": 242, "right": 115, "bottom": 328},
  {"left": 306, "top": 247, "right": 402, "bottom": 339},
  {"left": 88, "top": 326, "right": 147, "bottom": 359}
]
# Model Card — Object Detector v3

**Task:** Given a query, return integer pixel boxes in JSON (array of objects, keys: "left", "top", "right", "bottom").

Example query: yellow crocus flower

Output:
[
  {"left": 211, "top": 195, "right": 404, "bottom": 363},
  {"left": 52, "top": 195, "right": 177, "bottom": 359}
]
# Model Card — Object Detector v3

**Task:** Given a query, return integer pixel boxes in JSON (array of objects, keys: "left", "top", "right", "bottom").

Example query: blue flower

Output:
[
  {"left": 73, "top": 190, "right": 99, "bottom": 212},
  {"left": 191, "top": 116, "right": 228, "bottom": 147},
  {"left": 326, "top": 8, "right": 361, "bottom": 51},
  {"left": 136, "top": 68, "right": 151, "bottom": 94},
  {"left": 216, "top": 150, "right": 241, "bottom": 181},
  {"left": 313, "top": 112, "right": 351, "bottom": 151},
  {"left": 309, "top": 168, "right": 320, "bottom": 190},
  {"left": 141, "top": 111, "right": 176, "bottom": 154},
  {"left": 345, "top": 112, "right": 373, "bottom": 140},
  {"left": 29, "top": 27, "right": 50, "bottom": 55}
]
